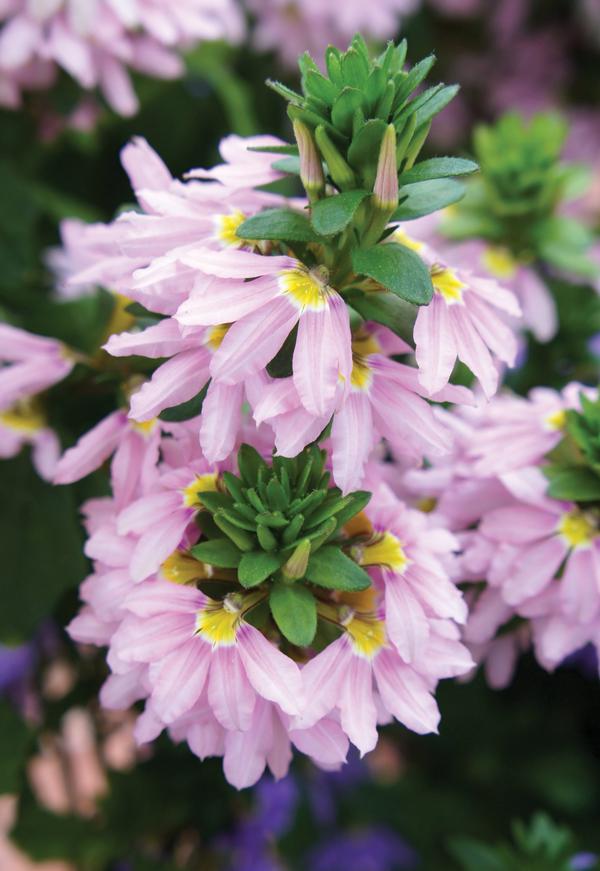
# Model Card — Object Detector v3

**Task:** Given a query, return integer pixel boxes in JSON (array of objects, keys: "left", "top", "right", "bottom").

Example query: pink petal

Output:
[
  {"left": 238, "top": 624, "right": 303, "bottom": 715},
  {"left": 208, "top": 646, "right": 256, "bottom": 731},
  {"left": 331, "top": 392, "right": 375, "bottom": 494},
  {"left": 210, "top": 297, "right": 298, "bottom": 385},
  {"left": 414, "top": 296, "right": 457, "bottom": 394},
  {"left": 54, "top": 411, "right": 127, "bottom": 484},
  {"left": 373, "top": 649, "right": 440, "bottom": 734},
  {"left": 503, "top": 536, "right": 568, "bottom": 605}
]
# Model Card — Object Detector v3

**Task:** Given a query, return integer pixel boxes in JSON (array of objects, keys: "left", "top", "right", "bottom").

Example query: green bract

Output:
[
  {"left": 231, "top": 36, "right": 480, "bottom": 356},
  {"left": 189, "top": 444, "right": 372, "bottom": 646},
  {"left": 444, "top": 112, "right": 598, "bottom": 279}
]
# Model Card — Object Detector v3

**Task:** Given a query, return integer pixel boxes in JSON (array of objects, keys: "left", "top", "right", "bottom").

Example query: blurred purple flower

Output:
[
  {"left": 571, "top": 854, "right": 599, "bottom": 870},
  {"left": 0, "top": 641, "right": 36, "bottom": 699},
  {"left": 308, "top": 827, "right": 418, "bottom": 871}
]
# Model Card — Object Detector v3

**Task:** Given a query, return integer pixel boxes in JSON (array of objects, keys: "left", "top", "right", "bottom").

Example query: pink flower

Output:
[
  {"left": 176, "top": 252, "right": 352, "bottom": 418},
  {"left": 413, "top": 262, "right": 521, "bottom": 398},
  {"left": 0, "top": 400, "right": 60, "bottom": 480},
  {"left": 467, "top": 383, "right": 589, "bottom": 477},
  {"left": 0, "top": 324, "right": 74, "bottom": 411},
  {"left": 254, "top": 324, "right": 473, "bottom": 493},
  {"left": 0, "top": 0, "right": 244, "bottom": 116}
]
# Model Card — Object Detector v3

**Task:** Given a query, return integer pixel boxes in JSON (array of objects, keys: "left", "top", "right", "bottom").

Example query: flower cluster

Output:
[
  {"left": 403, "top": 383, "right": 600, "bottom": 688},
  {"left": 28, "top": 36, "right": 523, "bottom": 787},
  {"left": 0, "top": 0, "right": 244, "bottom": 116}
]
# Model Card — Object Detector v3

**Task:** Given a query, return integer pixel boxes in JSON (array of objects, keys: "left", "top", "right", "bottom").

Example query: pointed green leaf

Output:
[
  {"left": 305, "top": 70, "right": 338, "bottom": 105},
  {"left": 197, "top": 491, "right": 234, "bottom": 513},
  {"left": 331, "top": 87, "right": 364, "bottom": 134},
  {"left": 545, "top": 467, "right": 600, "bottom": 502},
  {"left": 400, "top": 157, "right": 478, "bottom": 185},
  {"left": 352, "top": 242, "right": 433, "bottom": 305},
  {"left": 414, "top": 83, "right": 459, "bottom": 126},
  {"left": 190, "top": 539, "right": 241, "bottom": 568},
  {"left": 270, "top": 583, "right": 317, "bottom": 646},
  {"left": 237, "top": 208, "right": 319, "bottom": 243},
  {"left": 311, "top": 190, "right": 369, "bottom": 236},
  {"left": 238, "top": 551, "right": 283, "bottom": 588},
  {"left": 306, "top": 546, "right": 372, "bottom": 591},
  {"left": 345, "top": 287, "right": 416, "bottom": 344},
  {"left": 237, "top": 444, "right": 269, "bottom": 486},
  {"left": 391, "top": 178, "right": 465, "bottom": 220}
]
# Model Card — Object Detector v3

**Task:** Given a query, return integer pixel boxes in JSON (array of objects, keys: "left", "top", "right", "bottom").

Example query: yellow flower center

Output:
[
  {"left": 206, "top": 324, "right": 230, "bottom": 351},
  {"left": 279, "top": 267, "right": 329, "bottom": 311},
  {"left": 558, "top": 510, "right": 597, "bottom": 548},
  {"left": 340, "top": 589, "right": 386, "bottom": 658},
  {"left": 392, "top": 229, "right": 424, "bottom": 253},
  {"left": 195, "top": 599, "right": 240, "bottom": 647},
  {"left": 350, "top": 354, "right": 372, "bottom": 390},
  {"left": 182, "top": 473, "right": 219, "bottom": 508},
  {"left": 0, "top": 400, "right": 45, "bottom": 434},
  {"left": 431, "top": 267, "right": 466, "bottom": 304},
  {"left": 416, "top": 496, "right": 437, "bottom": 513},
  {"left": 481, "top": 246, "right": 518, "bottom": 280},
  {"left": 215, "top": 210, "right": 246, "bottom": 248},
  {"left": 358, "top": 532, "right": 409, "bottom": 573},
  {"left": 131, "top": 419, "right": 158, "bottom": 436},
  {"left": 162, "top": 550, "right": 213, "bottom": 585},
  {"left": 545, "top": 409, "right": 567, "bottom": 432},
  {"left": 102, "top": 293, "right": 136, "bottom": 343}
]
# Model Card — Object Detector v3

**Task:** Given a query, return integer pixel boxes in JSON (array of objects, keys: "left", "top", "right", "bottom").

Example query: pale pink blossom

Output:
[
  {"left": 0, "top": 0, "right": 244, "bottom": 115},
  {"left": 0, "top": 324, "right": 74, "bottom": 411}
]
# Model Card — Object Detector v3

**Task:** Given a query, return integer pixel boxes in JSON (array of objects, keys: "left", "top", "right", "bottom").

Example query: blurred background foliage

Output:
[{"left": 1, "top": 0, "right": 600, "bottom": 868}]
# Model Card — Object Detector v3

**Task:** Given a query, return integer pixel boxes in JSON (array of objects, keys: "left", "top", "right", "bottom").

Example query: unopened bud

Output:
[
  {"left": 373, "top": 125, "right": 398, "bottom": 211},
  {"left": 293, "top": 119, "right": 325, "bottom": 201},
  {"left": 281, "top": 538, "right": 311, "bottom": 581},
  {"left": 314, "top": 125, "right": 356, "bottom": 191}
]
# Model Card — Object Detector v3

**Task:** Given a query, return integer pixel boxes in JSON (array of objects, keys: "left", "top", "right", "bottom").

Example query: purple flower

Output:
[
  {"left": 308, "top": 828, "right": 418, "bottom": 871},
  {"left": 0, "top": 641, "right": 36, "bottom": 698},
  {"left": 571, "top": 854, "right": 599, "bottom": 870}
]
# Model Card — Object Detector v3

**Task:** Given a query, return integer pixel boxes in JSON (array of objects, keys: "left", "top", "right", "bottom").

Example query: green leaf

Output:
[
  {"left": 345, "top": 287, "right": 416, "bottom": 344},
  {"left": 248, "top": 144, "right": 299, "bottom": 155},
  {"left": 400, "top": 157, "right": 478, "bottom": 185},
  {"left": 0, "top": 702, "right": 31, "bottom": 793},
  {"left": 272, "top": 156, "right": 302, "bottom": 175},
  {"left": 391, "top": 178, "right": 465, "bottom": 220},
  {"left": 311, "top": 190, "right": 369, "bottom": 236},
  {"left": 331, "top": 87, "right": 364, "bottom": 134},
  {"left": 545, "top": 467, "right": 600, "bottom": 502},
  {"left": 190, "top": 539, "right": 241, "bottom": 568},
  {"left": 352, "top": 242, "right": 433, "bottom": 305},
  {"left": 237, "top": 208, "right": 319, "bottom": 243},
  {"left": 266, "top": 79, "right": 303, "bottom": 105},
  {"left": 306, "top": 546, "right": 372, "bottom": 591},
  {"left": 348, "top": 118, "right": 387, "bottom": 170},
  {"left": 448, "top": 837, "right": 506, "bottom": 871},
  {"left": 237, "top": 444, "right": 269, "bottom": 486},
  {"left": 414, "top": 83, "right": 460, "bottom": 126},
  {"left": 333, "top": 490, "right": 372, "bottom": 529},
  {"left": 305, "top": 70, "right": 338, "bottom": 105},
  {"left": 392, "top": 55, "right": 436, "bottom": 112},
  {"left": 25, "top": 290, "right": 117, "bottom": 355},
  {"left": 159, "top": 383, "right": 209, "bottom": 422},
  {"left": 269, "top": 583, "right": 317, "bottom": 646},
  {"left": 0, "top": 452, "right": 87, "bottom": 643},
  {"left": 196, "top": 491, "right": 233, "bottom": 513},
  {"left": 238, "top": 551, "right": 283, "bottom": 588}
]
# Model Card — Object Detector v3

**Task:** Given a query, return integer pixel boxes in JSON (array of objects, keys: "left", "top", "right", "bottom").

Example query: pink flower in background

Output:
[
  {"left": 0, "top": 0, "right": 244, "bottom": 115},
  {"left": 247, "top": 0, "right": 420, "bottom": 68},
  {"left": 0, "top": 324, "right": 74, "bottom": 411}
]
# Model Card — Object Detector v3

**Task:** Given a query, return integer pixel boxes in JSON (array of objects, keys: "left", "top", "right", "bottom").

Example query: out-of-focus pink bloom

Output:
[
  {"left": 247, "top": 0, "right": 420, "bottom": 68},
  {"left": 0, "top": 0, "right": 245, "bottom": 116},
  {"left": 467, "top": 383, "right": 589, "bottom": 477},
  {"left": 0, "top": 324, "right": 74, "bottom": 412},
  {"left": 0, "top": 401, "right": 60, "bottom": 480}
]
